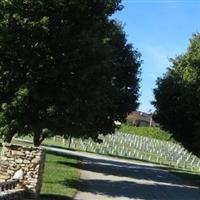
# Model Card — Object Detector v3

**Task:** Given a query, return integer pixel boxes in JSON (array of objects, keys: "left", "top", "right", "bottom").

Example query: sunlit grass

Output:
[
  {"left": 41, "top": 152, "right": 80, "bottom": 198},
  {"left": 118, "top": 124, "right": 176, "bottom": 142}
]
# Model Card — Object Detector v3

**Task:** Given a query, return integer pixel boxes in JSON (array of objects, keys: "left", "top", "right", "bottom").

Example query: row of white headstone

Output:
[{"left": 53, "top": 132, "right": 200, "bottom": 172}]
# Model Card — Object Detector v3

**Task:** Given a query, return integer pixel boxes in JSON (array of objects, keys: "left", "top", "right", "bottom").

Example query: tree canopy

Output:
[
  {"left": 153, "top": 34, "right": 200, "bottom": 156},
  {"left": 0, "top": 0, "right": 141, "bottom": 146}
]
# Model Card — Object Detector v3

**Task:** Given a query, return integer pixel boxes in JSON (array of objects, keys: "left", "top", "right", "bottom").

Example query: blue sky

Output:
[{"left": 112, "top": 0, "right": 200, "bottom": 112}]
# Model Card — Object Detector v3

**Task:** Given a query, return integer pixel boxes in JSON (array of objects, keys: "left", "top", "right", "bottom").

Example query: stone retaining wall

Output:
[{"left": 0, "top": 143, "right": 45, "bottom": 199}]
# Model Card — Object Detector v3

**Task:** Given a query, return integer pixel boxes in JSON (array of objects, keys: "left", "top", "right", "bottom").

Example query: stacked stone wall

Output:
[{"left": 0, "top": 143, "right": 45, "bottom": 199}]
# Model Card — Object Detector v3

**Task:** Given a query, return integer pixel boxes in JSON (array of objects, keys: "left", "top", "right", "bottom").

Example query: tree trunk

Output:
[
  {"left": 4, "top": 132, "right": 14, "bottom": 143},
  {"left": 62, "top": 135, "right": 66, "bottom": 145},
  {"left": 33, "top": 132, "right": 41, "bottom": 147},
  {"left": 68, "top": 134, "right": 72, "bottom": 148}
]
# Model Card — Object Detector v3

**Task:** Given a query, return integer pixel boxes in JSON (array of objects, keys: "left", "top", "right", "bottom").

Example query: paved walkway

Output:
[{"left": 45, "top": 147, "right": 200, "bottom": 200}]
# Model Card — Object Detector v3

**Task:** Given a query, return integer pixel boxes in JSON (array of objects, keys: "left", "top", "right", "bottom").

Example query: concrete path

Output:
[{"left": 45, "top": 147, "right": 200, "bottom": 200}]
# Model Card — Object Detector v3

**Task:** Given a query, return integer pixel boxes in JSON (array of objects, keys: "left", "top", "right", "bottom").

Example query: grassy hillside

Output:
[{"left": 118, "top": 124, "right": 175, "bottom": 142}]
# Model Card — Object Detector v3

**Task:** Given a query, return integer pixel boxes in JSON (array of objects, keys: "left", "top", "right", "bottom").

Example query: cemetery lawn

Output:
[{"left": 41, "top": 151, "right": 80, "bottom": 198}]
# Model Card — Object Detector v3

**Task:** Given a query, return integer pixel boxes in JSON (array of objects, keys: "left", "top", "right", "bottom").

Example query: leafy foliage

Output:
[
  {"left": 153, "top": 34, "right": 200, "bottom": 155},
  {"left": 0, "top": 0, "right": 141, "bottom": 146},
  {"left": 126, "top": 113, "right": 139, "bottom": 126}
]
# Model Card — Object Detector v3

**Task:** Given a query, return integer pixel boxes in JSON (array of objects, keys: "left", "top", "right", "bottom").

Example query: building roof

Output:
[{"left": 129, "top": 111, "right": 158, "bottom": 126}]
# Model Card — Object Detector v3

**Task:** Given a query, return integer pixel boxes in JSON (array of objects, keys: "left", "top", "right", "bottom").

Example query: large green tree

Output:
[
  {"left": 0, "top": 0, "right": 141, "bottom": 146},
  {"left": 153, "top": 34, "right": 200, "bottom": 155}
]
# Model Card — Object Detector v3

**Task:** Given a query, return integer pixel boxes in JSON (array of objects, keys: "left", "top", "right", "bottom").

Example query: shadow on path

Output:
[
  {"left": 57, "top": 154, "right": 197, "bottom": 187},
  {"left": 47, "top": 150, "right": 200, "bottom": 199},
  {"left": 61, "top": 154, "right": 200, "bottom": 199},
  {"left": 77, "top": 179, "right": 200, "bottom": 200}
]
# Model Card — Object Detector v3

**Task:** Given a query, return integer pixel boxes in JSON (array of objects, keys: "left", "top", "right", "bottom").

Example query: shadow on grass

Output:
[
  {"left": 45, "top": 149, "right": 80, "bottom": 157},
  {"left": 43, "top": 179, "right": 78, "bottom": 189},
  {"left": 43, "top": 143, "right": 77, "bottom": 152},
  {"left": 41, "top": 151, "right": 81, "bottom": 200},
  {"left": 39, "top": 194, "right": 73, "bottom": 200}
]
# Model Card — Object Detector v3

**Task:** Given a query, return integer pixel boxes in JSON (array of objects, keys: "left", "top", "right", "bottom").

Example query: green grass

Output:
[
  {"left": 118, "top": 124, "right": 176, "bottom": 142},
  {"left": 41, "top": 151, "right": 80, "bottom": 198}
]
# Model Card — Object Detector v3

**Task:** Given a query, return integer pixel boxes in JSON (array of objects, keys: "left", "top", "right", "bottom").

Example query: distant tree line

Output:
[
  {"left": 153, "top": 34, "right": 200, "bottom": 156},
  {"left": 0, "top": 0, "right": 141, "bottom": 146}
]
